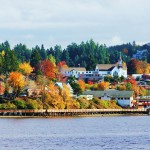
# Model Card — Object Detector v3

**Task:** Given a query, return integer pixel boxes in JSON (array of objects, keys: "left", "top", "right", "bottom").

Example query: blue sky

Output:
[{"left": 0, "top": 0, "right": 150, "bottom": 48}]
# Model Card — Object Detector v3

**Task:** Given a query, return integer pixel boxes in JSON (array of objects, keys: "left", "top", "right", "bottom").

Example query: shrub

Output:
[
  {"left": 13, "top": 100, "right": 27, "bottom": 109},
  {"left": 26, "top": 99, "right": 39, "bottom": 109},
  {"left": 0, "top": 101, "right": 17, "bottom": 110}
]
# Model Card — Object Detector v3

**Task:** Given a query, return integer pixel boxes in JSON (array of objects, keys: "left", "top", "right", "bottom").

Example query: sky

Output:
[{"left": 0, "top": 0, "right": 150, "bottom": 49}]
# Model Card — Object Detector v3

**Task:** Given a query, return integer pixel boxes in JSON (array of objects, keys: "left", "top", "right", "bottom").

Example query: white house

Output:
[
  {"left": 132, "top": 49, "right": 148, "bottom": 60},
  {"left": 61, "top": 67, "right": 86, "bottom": 78},
  {"left": 83, "top": 90, "right": 134, "bottom": 107}
]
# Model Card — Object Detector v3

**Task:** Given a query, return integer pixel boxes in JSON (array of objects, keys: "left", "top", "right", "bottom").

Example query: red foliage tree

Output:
[
  {"left": 39, "top": 60, "right": 56, "bottom": 79},
  {"left": 87, "top": 80, "right": 94, "bottom": 85},
  {"left": 57, "top": 61, "right": 67, "bottom": 67}
]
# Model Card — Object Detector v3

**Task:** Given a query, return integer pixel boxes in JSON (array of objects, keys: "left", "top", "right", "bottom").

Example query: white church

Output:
[{"left": 61, "top": 56, "right": 127, "bottom": 80}]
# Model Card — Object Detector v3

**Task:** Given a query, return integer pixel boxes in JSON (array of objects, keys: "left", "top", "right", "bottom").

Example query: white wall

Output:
[{"left": 117, "top": 97, "right": 133, "bottom": 107}]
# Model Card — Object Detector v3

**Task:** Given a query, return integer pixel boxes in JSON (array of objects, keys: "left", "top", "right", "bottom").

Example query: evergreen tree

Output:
[{"left": 30, "top": 49, "right": 41, "bottom": 71}]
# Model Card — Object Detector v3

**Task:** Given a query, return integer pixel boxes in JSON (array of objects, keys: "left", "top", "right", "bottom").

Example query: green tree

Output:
[
  {"left": 126, "top": 82, "right": 132, "bottom": 90},
  {"left": 30, "top": 49, "right": 41, "bottom": 71}
]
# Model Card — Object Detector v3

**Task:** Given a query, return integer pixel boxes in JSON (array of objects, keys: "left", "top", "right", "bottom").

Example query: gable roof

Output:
[
  {"left": 96, "top": 64, "right": 116, "bottom": 71},
  {"left": 62, "top": 67, "right": 86, "bottom": 72},
  {"left": 55, "top": 82, "right": 73, "bottom": 91},
  {"left": 83, "top": 90, "right": 133, "bottom": 98}
]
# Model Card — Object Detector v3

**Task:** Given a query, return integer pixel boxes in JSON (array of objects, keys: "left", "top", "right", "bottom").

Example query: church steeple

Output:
[{"left": 118, "top": 52, "right": 122, "bottom": 68}]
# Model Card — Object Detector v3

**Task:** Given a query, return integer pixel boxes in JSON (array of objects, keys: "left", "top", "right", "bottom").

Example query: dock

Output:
[{"left": 0, "top": 108, "right": 149, "bottom": 117}]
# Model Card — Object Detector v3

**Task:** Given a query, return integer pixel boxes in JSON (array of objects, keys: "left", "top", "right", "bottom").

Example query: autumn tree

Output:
[
  {"left": 117, "top": 85, "right": 126, "bottom": 91},
  {"left": 19, "top": 62, "right": 33, "bottom": 76},
  {"left": 8, "top": 72, "right": 25, "bottom": 96},
  {"left": 60, "top": 84, "right": 75, "bottom": 109},
  {"left": 0, "top": 82, "right": 5, "bottom": 95},
  {"left": 48, "top": 54, "right": 56, "bottom": 65},
  {"left": 127, "top": 59, "right": 141, "bottom": 74},
  {"left": 44, "top": 82, "right": 65, "bottom": 109},
  {"left": 77, "top": 79, "right": 85, "bottom": 91},
  {"left": 123, "top": 48, "right": 128, "bottom": 54},
  {"left": 97, "top": 81, "right": 109, "bottom": 90},
  {"left": 39, "top": 60, "right": 56, "bottom": 79}
]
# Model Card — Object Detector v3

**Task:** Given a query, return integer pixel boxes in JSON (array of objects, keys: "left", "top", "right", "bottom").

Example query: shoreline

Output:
[{"left": 0, "top": 113, "right": 148, "bottom": 118}]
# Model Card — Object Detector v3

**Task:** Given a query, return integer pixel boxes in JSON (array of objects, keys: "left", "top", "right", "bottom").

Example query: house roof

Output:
[
  {"left": 55, "top": 82, "right": 73, "bottom": 91},
  {"left": 83, "top": 90, "right": 133, "bottom": 98},
  {"left": 62, "top": 67, "right": 86, "bottom": 72},
  {"left": 96, "top": 64, "right": 116, "bottom": 71}
]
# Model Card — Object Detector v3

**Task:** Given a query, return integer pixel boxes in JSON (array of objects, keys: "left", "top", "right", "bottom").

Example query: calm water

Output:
[{"left": 0, "top": 116, "right": 150, "bottom": 150}]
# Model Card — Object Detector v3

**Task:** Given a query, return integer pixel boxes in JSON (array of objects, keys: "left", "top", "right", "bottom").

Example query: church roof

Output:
[
  {"left": 96, "top": 64, "right": 116, "bottom": 71},
  {"left": 62, "top": 67, "right": 86, "bottom": 72}
]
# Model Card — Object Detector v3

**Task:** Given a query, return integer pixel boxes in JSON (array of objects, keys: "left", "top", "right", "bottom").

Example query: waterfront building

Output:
[{"left": 83, "top": 89, "right": 134, "bottom": 107}]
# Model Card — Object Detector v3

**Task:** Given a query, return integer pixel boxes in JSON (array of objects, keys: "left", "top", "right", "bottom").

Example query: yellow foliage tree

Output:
[
  {"left": 44, "top": 82, "right": 65, "bottom": 109},
  {"left": 19, "top": 62, "right": 33, "bottom": 76},
  {"left": 139, "top": 86, "right": 147, "bottom": 96},
  {"left": 118, "top": 85, "right": 126, "bottom": 91},
  {"left": 1, "top": 50, "right": 5, "bottom": 57}
]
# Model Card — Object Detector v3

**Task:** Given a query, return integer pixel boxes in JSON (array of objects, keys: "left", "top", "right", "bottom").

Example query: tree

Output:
[
  {"left": 125, "top": 82, "right": 132, "bottom": 90},
  {"left": 3, "top": 49, "right": 19, "bottom": 75},
  {"left": 97, "top": 81, "right": 109, "bottom": 90},
  {"left": 70, "top": 82, "right": 82, "bottom": 95},
  {"left": 19, "top": 62, "right": 33, "bottom": 76},
  {"left": 117, "top": 85, "right": 126, "bottom": 91},
  {"left": 39, "top": 60, "right": 56, "bottom": 79},
  {"left": 30, "top": 49, "right": 41, "bottom": 71},
  {"left": 40, "top": 44, "right": 47, "bottom": 60},
  {"left": 77, "top": 79, "right": 85, "bottom": 91},
  {"left": 8, "top": 72, "right": 25, "bottom": 96},
  {"left": 67, "top": 76, "right": 82, "bottom": 94},
  {"left": 44, "top": 81, "right": 65, "bottom": 109},
  {"left": 0, "top": 82, "right": 5, "bottom": 95},
  {"left": 48, "top": 54, "right": 56, "bottom": 64}
]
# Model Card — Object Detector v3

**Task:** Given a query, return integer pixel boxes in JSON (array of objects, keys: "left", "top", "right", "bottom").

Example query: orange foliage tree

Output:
[
  {"left": 8, "top": 72, "right": 25, "bottom": 94},
  {"left": 56, "top": 61, "right": 68, "bottom": 82},
  {"left": 128, "top": 59, "right": 150, "bottom": 74},
  {"left": 39, "top": 60, "right": 56, "bottom": 79},
  {"left": 123, "top": 48, "right": 128, "bottom": 54},
  {"left": 77, "top": 79, "right": 85, "bottom": 91},
  {"left": 0, "top": 82, "right": 5, "bottom": 94},
  {"left": 97, "top": 81, "right": 109, "bottom": 90}
]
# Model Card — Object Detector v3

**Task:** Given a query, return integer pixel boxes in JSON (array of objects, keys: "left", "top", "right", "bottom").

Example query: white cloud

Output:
[{"left": 110, "top": 36, "right": 123, "bottom": 45}]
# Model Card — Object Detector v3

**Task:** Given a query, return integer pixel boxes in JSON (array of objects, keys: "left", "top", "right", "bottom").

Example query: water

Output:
[{"left": 0, "top": 116, "right": 150, "bottom": 150}]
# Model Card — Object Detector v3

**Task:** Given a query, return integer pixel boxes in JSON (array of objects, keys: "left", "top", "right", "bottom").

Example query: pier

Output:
[{"left": 0, "top": 108, "right": 149, "bottom": 117}]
